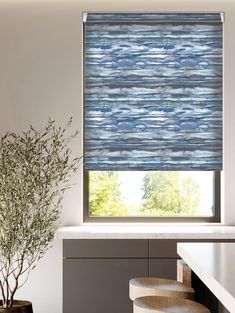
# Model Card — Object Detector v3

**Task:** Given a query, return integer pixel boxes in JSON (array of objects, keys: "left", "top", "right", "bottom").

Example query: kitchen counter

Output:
[
  {"left": 57, "top": 225, "right": 235, "bottom": 239},
  {"left": 177, "top": 242, "right": 235, "bottom": 313}
]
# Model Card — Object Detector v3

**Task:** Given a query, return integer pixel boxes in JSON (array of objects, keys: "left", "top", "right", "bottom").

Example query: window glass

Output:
[{"left": 88, "top": 171, "right": 214, "bottom": 217}]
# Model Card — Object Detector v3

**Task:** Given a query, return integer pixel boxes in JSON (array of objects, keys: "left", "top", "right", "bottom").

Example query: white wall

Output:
[{"left": 0, "top": 0, "right": 235, "bottom": 312}]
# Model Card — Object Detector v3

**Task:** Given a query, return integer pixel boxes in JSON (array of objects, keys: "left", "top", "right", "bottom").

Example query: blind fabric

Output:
[{"left": 84, "top": 13, "right": 223, "bottom": 171}]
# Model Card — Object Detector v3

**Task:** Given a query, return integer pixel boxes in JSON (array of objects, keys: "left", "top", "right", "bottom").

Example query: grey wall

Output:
[{"left": 0, "top": 1, "right": 235, "bottom": 312}]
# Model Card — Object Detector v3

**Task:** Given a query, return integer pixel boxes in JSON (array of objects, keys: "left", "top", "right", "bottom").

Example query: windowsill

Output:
[{"left": 57, "top": 224, "right": 235, "bottom": 239}]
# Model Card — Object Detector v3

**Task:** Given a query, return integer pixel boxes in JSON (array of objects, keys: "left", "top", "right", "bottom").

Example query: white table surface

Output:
[
  {"left": 57, "top": 225, "right": 235, "bottom": 239},
  {"left": 177, "top": 242, "right": 235, "bottom": 313}
]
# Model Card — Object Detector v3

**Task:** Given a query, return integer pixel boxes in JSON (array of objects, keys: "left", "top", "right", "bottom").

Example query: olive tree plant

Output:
[{"left": 0, "top": 118, "right": 80, "bottom": 308}]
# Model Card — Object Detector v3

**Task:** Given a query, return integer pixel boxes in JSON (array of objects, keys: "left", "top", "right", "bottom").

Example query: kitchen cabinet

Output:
[
  {"left": 63, "top": 239, "right": 235, "bottom": 313},
  {"left": 63, "top": 239, "right": 148, "bottom": 313}
]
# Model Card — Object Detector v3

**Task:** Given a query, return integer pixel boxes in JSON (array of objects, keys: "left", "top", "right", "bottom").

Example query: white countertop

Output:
[
  {"left": 177, "top": 242, "right": 235, "bottom": 313},
  {"left": 57, "top": 225, "right": 235, "bottom": 239}
]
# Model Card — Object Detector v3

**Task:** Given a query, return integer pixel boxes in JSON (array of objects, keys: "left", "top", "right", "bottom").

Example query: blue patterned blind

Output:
[{"left": 84, "top": 13, "right": 223, "bottom": 171}]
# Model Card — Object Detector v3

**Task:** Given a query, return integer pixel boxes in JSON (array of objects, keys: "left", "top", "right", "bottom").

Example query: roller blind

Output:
[{"left": 84, "top": 13, "right": 223, "bottom": 171}]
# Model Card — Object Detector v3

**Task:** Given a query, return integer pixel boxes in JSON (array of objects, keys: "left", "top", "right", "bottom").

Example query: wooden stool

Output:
[
  {"left": 134, "top": 296, "right": 211, "bottom": 313},
  {"left": 129, "top": 277, "right": 195, "bottom": 301}
]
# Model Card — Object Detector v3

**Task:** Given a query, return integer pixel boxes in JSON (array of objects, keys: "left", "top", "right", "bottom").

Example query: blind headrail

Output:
[{"left": 83, "top": 12, "right": 224, "bottom": 23}]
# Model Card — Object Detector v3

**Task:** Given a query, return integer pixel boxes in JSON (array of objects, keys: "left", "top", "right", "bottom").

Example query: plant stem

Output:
[
  {"left": 5, "top": 258, "right": 12, "bottom": 308},
  {"left": 9, "top": 256, "right": 25, "bottom": 308},
  {"left": 0, "top": 280, "right": 6, "bottom": 307}
]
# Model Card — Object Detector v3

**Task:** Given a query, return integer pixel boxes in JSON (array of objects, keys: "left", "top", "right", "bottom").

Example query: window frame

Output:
[{"left": 83, "top": 171, "right": 221, "bottom": 223}]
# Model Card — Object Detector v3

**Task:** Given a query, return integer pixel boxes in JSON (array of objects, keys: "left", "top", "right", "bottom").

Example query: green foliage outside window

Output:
[
  {"left": 89, "top": 172, "right": 128, "bottom": 216},
  {"left": 142, "top": 172, "right": 200, "bottom": 216},
  {"left": 89, "top": 171, "right": 201, "bottom": 217}
]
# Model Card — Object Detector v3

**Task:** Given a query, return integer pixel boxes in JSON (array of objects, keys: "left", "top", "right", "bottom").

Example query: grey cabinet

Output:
[
  {"left": 63, "top": 239, "right": 148, "bottom": 258},
  {"left": 148, "top": 239, "right": 178, "bottom": 280},
  {"left": 149, "top": 259, "right": 177, "bottom": 280},
  {"left": 64, "top": 258, "right": 148, "bottom": 313},
  {"left": 63, "top": 240, "right": 148, "bottom": 313},
  {"left": 149, "top": 239, "right": 235, "bottom": 259},
  {"left": 149, "top": 239, "right": 179, "bottom": 258},
  {"left": 63, "top": 238, "right": 235, "bottom": 313}
]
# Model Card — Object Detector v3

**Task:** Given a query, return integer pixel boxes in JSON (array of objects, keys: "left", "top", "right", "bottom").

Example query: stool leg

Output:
[{"left": 177, "top": 259, "right": 192, "bottom": 288}]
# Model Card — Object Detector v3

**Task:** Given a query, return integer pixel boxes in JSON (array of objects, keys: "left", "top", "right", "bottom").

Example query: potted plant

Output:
[{"left": 0, "top": 118, "right": 80, "bottom": 312}]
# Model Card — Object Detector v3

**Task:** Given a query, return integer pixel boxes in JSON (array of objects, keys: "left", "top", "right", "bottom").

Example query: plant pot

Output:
[{"left": 0, "top": 301, "right": 33, "bottom": 313}]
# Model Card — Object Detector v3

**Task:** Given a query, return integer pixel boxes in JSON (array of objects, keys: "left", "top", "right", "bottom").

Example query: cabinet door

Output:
[
  {"left": 149, "top": 239, "right": 235, "bottom": 259},
  {"left": 63, "top": 258, "right": 148, "bottom": 313},
  {"left": 63, "top": 239, "right": 148, "bottom": 258},
  {"left": 149, "top": 259, "right": 177, "bottom": 280}
]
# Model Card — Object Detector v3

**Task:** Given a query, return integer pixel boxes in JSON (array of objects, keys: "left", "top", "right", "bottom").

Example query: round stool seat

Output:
[
  {"left": 129, "top": 277, "right": 195, "bottom": 301},
  {"left": 134, "top": 296, "right": 211, "bottom": 313}
]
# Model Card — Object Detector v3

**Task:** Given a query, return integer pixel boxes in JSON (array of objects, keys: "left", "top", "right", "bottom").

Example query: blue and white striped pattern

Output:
[{"left": 84, "top": 13, "right": 223, "bottom": 171}]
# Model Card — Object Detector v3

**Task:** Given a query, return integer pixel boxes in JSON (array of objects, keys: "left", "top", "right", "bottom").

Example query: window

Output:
[{"left": 83, "top": 13, "right": 223, "bottom": 222}]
